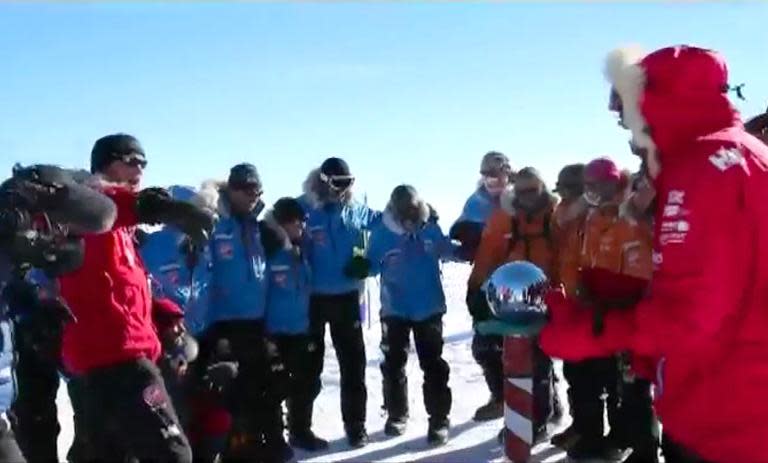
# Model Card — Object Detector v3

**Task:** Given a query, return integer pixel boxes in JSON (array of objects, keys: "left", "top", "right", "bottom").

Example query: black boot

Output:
[
  {"left": 427, "top": 419, "right": 450, "bottom": 447},
  {"left": 472, "top": 397, "right": 503, "bottom": 421},
  {"left": 289, "top": 430, "right": 329, "bottom": 452},
  {"left": 345, "top": 424, "right": 369, "bottom": 448},
  {"left": 384, "top": 415, "right": 408, "bottom": 437}
]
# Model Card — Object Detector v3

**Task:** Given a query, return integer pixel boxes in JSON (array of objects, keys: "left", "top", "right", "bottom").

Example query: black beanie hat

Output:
[
  {"left": 228, "top": 163, "right": 262, "bottom": 190},
  {"left": 320, "top": 157, "right": 351, "bottom": 177},
  {"left": 272, "top": 197, "right": 306, "bottom": 224},
  {"left": 90, "top": 133, "right": 145, "bottom": 174}
]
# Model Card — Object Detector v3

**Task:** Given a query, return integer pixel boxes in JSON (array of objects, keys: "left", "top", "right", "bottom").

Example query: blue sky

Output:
[{"left": 1, "top": 2, "right": 766, "bottom": 222}]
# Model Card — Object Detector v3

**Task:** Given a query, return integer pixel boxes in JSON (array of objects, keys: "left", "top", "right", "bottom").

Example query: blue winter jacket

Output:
[
  {"left": 263, "top": 221, "right": 312, "bottom": 335},
  {"left": 204, "top": 186, "right": 268, "bottom": 324},
  {"left": 298, "top": 183, "right": 381, "bottom": 296},
  {"left": 0, "top": 261, "right": 16, "bottom": 413},
  {"left": 141, "top": 226, "right": 211, "bottom": 336},
  {"left": 367, "top": 211, "right": 457, "bottom": 322},
  {"left": 454, "top": 187, "right": 499, "bottom": 226}
]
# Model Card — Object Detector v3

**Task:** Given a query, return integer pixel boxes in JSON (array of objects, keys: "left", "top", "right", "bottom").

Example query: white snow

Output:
[{"left": 55, "top": 262, "right": 573, "bottom": 462}]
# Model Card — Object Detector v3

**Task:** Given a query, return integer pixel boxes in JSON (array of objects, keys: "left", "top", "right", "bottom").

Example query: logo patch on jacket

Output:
[
  {"left": 272, "top": 272, "right": 288, "bottom": 287},
  {"left": 217, "top": 241, "right": 234, "bottom": 259},
  {"left": 143, "top": 383, "right": 169, "bottom": 409},
  {"left": 709, "top": 147, "right": 745, "bottom": 171},
  {"left": 310, "top": 228, "right": 327, "bottom": 246}
]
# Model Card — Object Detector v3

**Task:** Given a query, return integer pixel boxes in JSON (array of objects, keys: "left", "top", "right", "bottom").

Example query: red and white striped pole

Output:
[{"left": 502, "top": 335, "right": 535, "bottom": 462}]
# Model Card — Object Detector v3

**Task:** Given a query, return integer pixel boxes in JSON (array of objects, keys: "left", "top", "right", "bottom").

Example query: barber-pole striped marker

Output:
[{"left": 502, "top": 336, "right": 535, "bottom": 462}]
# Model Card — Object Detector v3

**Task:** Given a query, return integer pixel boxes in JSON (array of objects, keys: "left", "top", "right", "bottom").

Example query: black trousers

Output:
[
  {"left": 471, "top": 333, "right": 503, "bottom": 401},
  {"left": 66, "top": 377, "right": 89, "bottom": 463},
  {"left": 662, "top": 437, "right": 714, "bottom": 463},
  {"left": 81, "top": 357, "right": 192, "bottom": 463},
  {"left": 564, "top": 357, "right": 620, "bottom": 442},
  {"left": 271, "top": 335, "right": 322, "bottom": 436},
  {"left": 199, "top": 320, "right": 285, "bottom": 460},
  {"left": 12, "top": 341, "right": 60, "bottom": 463},
  {"left": 309, "top": 292, "right": 367, "bottom": 431},
  {"left": 380, "top": 315, "right": 451, "bottom": 425},
  {"left": 0, "top": 415, "right": 25, "bottom": 463},
  {"left": 472, "top": 333, "right": 554, "bottom": 431},
  {"left": 613, "top": 377, "right": 659, "bottom": 462}
]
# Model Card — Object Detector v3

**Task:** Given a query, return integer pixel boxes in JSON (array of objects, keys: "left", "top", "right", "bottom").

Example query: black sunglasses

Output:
[
  {"left": 118, "top": 154, "right": 147, "bottom": 169},
  {"left": 231, "top": 183, "right": 263, "bottom": 196}
]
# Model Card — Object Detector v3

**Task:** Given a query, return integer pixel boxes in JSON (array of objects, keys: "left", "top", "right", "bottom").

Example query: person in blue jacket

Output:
[
  {"left": 261, "top": 197, "right": 328, "bottom": 453},
  {"left": 366, "top": 185, "right": 456, "bottom": 447},
  {"left": 192, "top": 164, "right": 290, "bottom": 462},
  {"left": 142, "top": 185, "right": 210, "bottom": 337},
  {"left": 0, "top": 260, "right": 26, "bottom": 463},
  {"left": 297, "top": 157, "right": 380, "bottom": 448},
  {"left": 449, "top": 151, "right": 515, "bottom": 261}
]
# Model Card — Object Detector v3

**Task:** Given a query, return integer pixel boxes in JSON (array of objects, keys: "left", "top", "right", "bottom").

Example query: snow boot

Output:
[
  {"left": 263, "top": 433, "right": 294, "bottom": 463},
  {"left": 427, "top": 419, "right": 450, "bottom": 447},
  {"left": 289, "top": 429, "right": 328, "bottom": 452},
  {"left": 384, "top": 416, "right": 408, "bottom": 437},
  {"left": 567, "top": 437, "right": 627, "bottom": 462},
  {"left": 551, "top": 424, "right": 581, "bottom": 450},
  {"left": 472, "top": 398, "right": 504, "bottom": 421},
  {"left": 345, "top": 425, "right": 369, "bottom": 449}
]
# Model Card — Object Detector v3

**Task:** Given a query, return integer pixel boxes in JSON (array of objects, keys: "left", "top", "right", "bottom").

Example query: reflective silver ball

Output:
[{"left": 485, "top": 261, "right": 549, "bottom": 326}]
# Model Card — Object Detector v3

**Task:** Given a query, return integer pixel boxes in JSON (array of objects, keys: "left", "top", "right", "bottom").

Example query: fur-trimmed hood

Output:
[
  {"left": 605, "top": 45, "right": 740, "bottom": 176},
  {"left": 302, "top": 168, "right": 354, "bottom": 209},
  {"left": 191, "top": 179, "right": 229, "bottom": 218},
  {"left": 191, "top": 179, "right": 264, "bottom": 221},
  {"left": 382, "top": 197, "right": 430, "bottom": 236},
  {"left": 498, "top": 188, "right": 557, "bottom": 217}
]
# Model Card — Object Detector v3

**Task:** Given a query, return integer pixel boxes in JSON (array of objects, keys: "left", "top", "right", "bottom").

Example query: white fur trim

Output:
[
  {"left": 383, "top": 197, "right": 430, "bottom": 235},
  {"left": 192, "top": 179, "right": 229, "bottom": 218},
  {"left": 500, "top": 189, "right": 516, "bottom": 215},
  {"left": 604, "top": 46, "right": 661, "bottom": 178}
]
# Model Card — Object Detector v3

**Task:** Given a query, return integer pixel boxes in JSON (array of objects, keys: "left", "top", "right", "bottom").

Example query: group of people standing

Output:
[{"left": 1, "top": 42, "right": 768, "bottom": 463}]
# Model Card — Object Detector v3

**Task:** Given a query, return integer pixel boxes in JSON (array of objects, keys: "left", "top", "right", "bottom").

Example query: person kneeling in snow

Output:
[
  {"left": 541, "top": 45, "right": 768, "bottom": 463},
  {"left": 261, "top": 197, "right": 329, "bottom": 452},
  {"left": 363, "top": 185, "right": 455, "bottom": 446}
]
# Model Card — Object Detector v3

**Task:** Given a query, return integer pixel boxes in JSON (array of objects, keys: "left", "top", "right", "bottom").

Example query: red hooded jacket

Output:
[
  {"left": 541, "top": 46, "right": 768, "bottom": 463},
  {"left": 59, "top": 186, "right": 161, "bottom": 374}
]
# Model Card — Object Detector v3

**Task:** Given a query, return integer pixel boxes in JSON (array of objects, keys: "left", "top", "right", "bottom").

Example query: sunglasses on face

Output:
[
  {"left": 118, "top": 154, "right": 147, "bottom": 169},
  {"left": 320, "top": 173, "right": 355, "bottom": 191},
  {"left": 231, "top": 183, "right": 263, "bottom": 196},
  {"left": 514, "top": 186, "right": 540, "bottom": 196}
]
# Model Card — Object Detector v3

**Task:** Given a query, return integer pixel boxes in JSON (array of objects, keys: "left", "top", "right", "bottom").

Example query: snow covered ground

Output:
[{"left": 55, "top": 262, "right": 573, "bottom": 462}]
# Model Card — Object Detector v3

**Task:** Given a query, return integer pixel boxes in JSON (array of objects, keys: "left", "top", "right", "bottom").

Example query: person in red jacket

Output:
[
  {"left": 540, "top": 45, "right": 768, "bottom": 463},
  {"left": 58, "top": 134, "right": 212, "bottom": 463}
]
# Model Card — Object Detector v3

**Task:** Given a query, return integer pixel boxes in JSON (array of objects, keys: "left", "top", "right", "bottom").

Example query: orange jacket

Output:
[
  {"left": 559, "top": 203, "right": 653, "bottom": 298},
  {"left": 468, "top": 192, "right": 559, "bottom": 291}
]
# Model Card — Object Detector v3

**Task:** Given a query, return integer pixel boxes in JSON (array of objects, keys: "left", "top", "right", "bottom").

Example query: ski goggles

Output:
[{"left": 320, "top": 172, "right": 355, "bottom": 191}]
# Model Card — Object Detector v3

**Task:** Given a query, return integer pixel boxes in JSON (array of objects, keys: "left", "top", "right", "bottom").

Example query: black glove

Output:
[
  {"left": 136, "top": 188, "right": 214, "bottom": 245},
  {"left": 343, "top": 255, "right": 371, "bottom": 280},
  {"left": 466, "top": 289, "right": 492, "bottom": 324},
  {"left": 203, "top": 361, "right": 239, "bottom": 394}
]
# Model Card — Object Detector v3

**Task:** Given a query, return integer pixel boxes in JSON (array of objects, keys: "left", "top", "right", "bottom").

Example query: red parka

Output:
[
  {"left": 541, "top": 45, "right": 768, "bottom": 463},
  {"left": 59, "top": 186, "right": 161, "bottom": 374}
]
